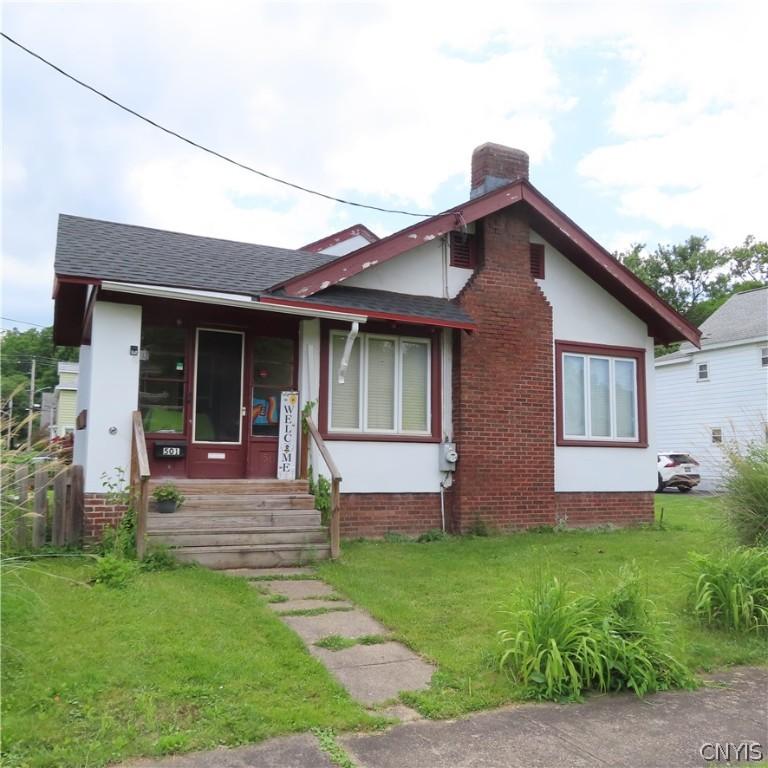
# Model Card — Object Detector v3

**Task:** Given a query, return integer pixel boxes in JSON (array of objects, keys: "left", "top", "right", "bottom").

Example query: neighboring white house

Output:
[
  {"left": 51, "top": 361, "right": 79, "bottom": 438},
  {"left": 655, "top": 287, "right": 768, "bottom": 491}
]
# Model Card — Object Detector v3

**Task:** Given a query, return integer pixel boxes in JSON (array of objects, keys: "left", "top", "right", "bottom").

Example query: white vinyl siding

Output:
[
  {"left": 563, "top": 353, "right": 638, "bottom": 442},
  {"left": 329, "top": 331, "right": 430, "bottom": 435}
]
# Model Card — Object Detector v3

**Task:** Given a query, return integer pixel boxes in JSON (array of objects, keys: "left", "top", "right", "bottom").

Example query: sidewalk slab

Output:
[
  {"left": 262, "top": 579, "right": 335, "bottom": 599},
  {"left": 222, "top": 568, "right": 315, "bottom": 579},
  {"left": 310, "top": 641, "right": 418, "bottom": 670},
  {"left": 269, "top": 599, "right": 353, "bottom": 613},
  {"left": 282, "top": 609, "right": 387, "bottom": 644},
  {"left": 122, "top": 733, "right": 334, "bottom": 768},
  {"left": 329, "top": 658, "right": 434, "bottom": 705}
]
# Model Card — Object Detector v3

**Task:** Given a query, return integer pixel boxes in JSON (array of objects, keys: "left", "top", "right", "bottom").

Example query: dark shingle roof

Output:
[
  {"left": 273, "top": 285, "right": 474, "bottom": 327},
  {"left": 656, "top": 287, "right": 768, "bottom": 361},
  {"left": 54, "top": 214, "right": 340, "bottom": 295}
]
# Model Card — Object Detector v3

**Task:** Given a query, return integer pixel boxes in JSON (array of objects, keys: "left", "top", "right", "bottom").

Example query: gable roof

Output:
[
  {"left": 54, "top": 214, "right": 340, "bottom": 296},
  {"left": 274, "top": 179, "right": 701, "bottom": 346},
  {"left": 656, "top": 287, "right": 768, "bottom": 362},
  {"left": 301, "top": 224, "right": 379, "bottom": 253}
]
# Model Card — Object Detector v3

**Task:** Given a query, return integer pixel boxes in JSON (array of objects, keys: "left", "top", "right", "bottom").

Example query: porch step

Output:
[
  {"left": 171, "top": 543, "right": 331, "bottom": 570},
  {"left": 164, "top": 494, "right": 316, "bottom": 511},
  {"left": 148, "top": 526, "right": 328, "bottom": 548},
  {"left": 149, "top": 479, "right": 309, "bottom": 495},
  {"left": 148, "top": 511, "right": 322, "bottom": 529}
]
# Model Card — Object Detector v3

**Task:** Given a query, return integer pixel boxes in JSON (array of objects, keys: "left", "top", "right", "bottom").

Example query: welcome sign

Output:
[{"left": 277, "top": 391, "right": 300, "bottom": 480}]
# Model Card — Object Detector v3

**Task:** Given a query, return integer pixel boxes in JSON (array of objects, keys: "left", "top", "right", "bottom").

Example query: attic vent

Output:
[
  {"left": 450, "top": 227, "right": 479, "bottom": 269},
  {"left": 530, "top": 243, "right": 545, "bottom": 279}
]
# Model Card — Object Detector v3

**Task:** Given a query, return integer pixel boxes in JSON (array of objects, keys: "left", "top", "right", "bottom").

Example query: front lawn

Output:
[
  {"left": 1, "top": 561, "right": 375, "bottom": 768},
  {"left": 318, "top": 494, "right": 768, "bottom": 718}
]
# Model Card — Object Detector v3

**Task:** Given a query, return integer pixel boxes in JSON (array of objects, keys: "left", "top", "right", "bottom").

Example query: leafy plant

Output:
[
  {"left": 383, "top": 531, "right": 409, "bottom": 543},
  {"left": 721, "top": 441, "right": 768, "bottom": 547},
  {"left": 467, "top": 518, "right": 490, "bottom": 537},
  {"left": 308, "top": 468, "right": 332, "bottom": 526},
  {"left": 690, "top": 548, "right": 768, "bottom": 633},
  {"left": 90, "top": 554, "right": 139, "bottom": 589},
  {"left": 139, "top": 543, "right": 179, "bottom": 572},
  {"left": 151, "top": 483, "right": 186, "bottom": 506},
  {"left": 499, "top": 567, "right": 692, "bottom": 701},
  {"left": 417, "top": 528, "right": 447, "bottom": 543}
]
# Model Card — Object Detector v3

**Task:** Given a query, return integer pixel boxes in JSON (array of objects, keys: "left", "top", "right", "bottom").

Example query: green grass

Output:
[
  {"left": 318, "top": 495, "right": 768, "bottom": 718},
  {"left": 1, "top": 560, "right": 376, "bottom": 768}
]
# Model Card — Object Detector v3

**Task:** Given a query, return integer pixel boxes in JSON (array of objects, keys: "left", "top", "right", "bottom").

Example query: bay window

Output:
[
  {"left": 328, "top": 331, "right": 432, "bottom": 436},
  {"left": 557, "top": 341, "right": 646, "bottom": 447}
]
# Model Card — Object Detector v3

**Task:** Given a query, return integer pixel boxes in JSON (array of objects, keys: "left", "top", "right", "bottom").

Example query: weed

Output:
[
  {"left": 315, "top": 634, "right": 392, "bottom": 650},
  {"left": 721, "top": 441, "right": 768, "bottom": 546},
  {"left": 139, "top": 543, "right": 180, "bottom": 572},
  {"left": 384, "top": 531, "right": 409, "bottom": 543},
  {"left": 89, "top": 554, "right": 139, "bottom": 589},
  {"left": 312, "top": 728, "right": 357, "bottom": 768},
  {"left": 690, "top": 548, "right": 768, "bottom": 633},
  {"left": 466, "top": 518, "right": 489, "bottom": 537},
  {"left": 417, "top": 529, "right": 447, "bottom": 543},
  {"left": 266, "top": 593, "right": 290, "bottom": 604},
  {"left": 280, "top": 606, "right": 354, "bottom": 617}
]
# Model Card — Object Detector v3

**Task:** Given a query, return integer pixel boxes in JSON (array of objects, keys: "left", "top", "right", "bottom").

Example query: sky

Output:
[{"left": 2, "top": 1, "right": 767, "bottom": 331}]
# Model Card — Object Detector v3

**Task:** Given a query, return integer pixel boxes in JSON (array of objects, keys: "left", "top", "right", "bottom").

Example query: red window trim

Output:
[
  {"left": 555, "top": 340, "right": 648, "bottom": 448},
  {"left": 318, "top": 320, "right": 442, "bottom": 443}
]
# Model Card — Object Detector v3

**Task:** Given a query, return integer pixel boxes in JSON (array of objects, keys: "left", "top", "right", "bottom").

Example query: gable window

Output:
[
  {"left": 556, "top": 340, "right": 647, "bottom": 447},
  {"left": 712, "top": 427, "right": 723, "bottom": 444},
  {"left": 530, "top": 243, "right": 545, "bottom": 279},
  {"left": 697, "top": 362, "right": 709, "bottom": 381},
  {"left": 761, "top": 347, "right": 768, "bottom": 367},
  {"left": 327, "top": 331, "right": 433, "bottom": 436}
]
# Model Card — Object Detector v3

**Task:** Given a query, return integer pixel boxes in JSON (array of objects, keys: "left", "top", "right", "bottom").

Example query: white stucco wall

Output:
[
  {"left": 344, "top": 239, "right": 472, "bottom": 298},
  {"left": 656, "top": 342, "right": 768, "bottom": 490},
  {"left": 80, "top": 302, "right": 142, "bottom": 492},
  {"left": 73, "top": 345, "right": 92, "bottom": 468},
  {"left": 533, "top": 232, "right": 658, "bottom": 493}
]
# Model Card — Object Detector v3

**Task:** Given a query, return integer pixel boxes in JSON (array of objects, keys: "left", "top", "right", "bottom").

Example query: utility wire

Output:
[
  {"left": 1, "top": 31, "right": 436, "bottom": 219},
  {"left": 1, "top": 316, "right": 49, "bottom": 328}
]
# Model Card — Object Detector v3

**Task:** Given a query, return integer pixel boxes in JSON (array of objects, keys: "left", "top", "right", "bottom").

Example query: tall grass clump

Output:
[
  {"left": 721, "top": 441, "right": 768, "bottom": 547},
  {"left": 499, "top": 565, "right": 692, "bottom": 701},
  {"left": 690, "top": 548, "right": 768, "bottom": 633}
]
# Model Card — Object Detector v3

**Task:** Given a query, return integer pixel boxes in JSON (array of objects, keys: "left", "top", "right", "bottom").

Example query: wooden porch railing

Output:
[
  {"left": 301, "top": 416, "right": 342, "bottom": 559},
  {"left": 130, "top": 410, "right": 151, "bottom": 558}
]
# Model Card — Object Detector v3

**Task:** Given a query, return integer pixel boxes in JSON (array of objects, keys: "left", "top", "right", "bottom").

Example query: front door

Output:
[{"left": 188, "top": 328, "right": 246, "bottom": 478}]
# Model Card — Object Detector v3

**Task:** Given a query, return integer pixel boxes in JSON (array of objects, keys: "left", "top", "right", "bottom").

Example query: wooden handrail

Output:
[
  {"left": 303, "top": 416, "right": 342, "bottom": 559},
  {"left": 131, "top": 410, "right": 151, "bottom": 558}
]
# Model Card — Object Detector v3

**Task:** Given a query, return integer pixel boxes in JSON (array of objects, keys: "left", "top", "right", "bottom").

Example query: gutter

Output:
[{"left": 100, "top": 281, "right": 369, "bottom": 323}]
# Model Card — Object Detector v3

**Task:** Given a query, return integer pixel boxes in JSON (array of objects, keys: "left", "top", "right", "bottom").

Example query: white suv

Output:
[{"left": 657, "top": 452, "right": 701, "bottom": 493}]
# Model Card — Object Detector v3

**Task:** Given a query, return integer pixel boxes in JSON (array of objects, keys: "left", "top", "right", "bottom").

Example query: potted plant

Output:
[{"left": 152, "top": 483, "right": 185, "bottom": 514}]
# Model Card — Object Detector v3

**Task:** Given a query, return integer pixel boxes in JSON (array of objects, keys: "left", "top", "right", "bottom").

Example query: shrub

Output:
[
  {"left": 90, "top": 554, "right": 139, "bottom": 589},
  {"left": 308, "top": 468, "right": 332, "bottom": 526},
  {"left": 721, "top": 442, "right": 768, "bottom": 547},
  {"left": 417, "top": 529, "right": 447, "bottom": 543},
  {"left": 467, "top": 518, "right": 490, "bottom": 537},
  {"left": 139, "top": 543, "right": 179, "bottom": 572},
  {"left": 499, "top": 567, "right": 692, "bottom": 701},
  {"left": 690, "top": 548, "right": 768, "bottom": 633}
]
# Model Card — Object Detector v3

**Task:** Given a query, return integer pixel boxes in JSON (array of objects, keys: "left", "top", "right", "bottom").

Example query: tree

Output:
[{"left": 729, "top": 235, "right": 768, "bottom": 285}]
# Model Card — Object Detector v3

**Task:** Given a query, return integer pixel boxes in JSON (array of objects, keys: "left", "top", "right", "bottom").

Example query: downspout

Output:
[{"left": 337, "top": 321, "right": 359, "bottom": 384}]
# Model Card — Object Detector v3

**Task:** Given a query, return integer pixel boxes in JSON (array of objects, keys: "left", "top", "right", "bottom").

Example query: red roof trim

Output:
[
  {"left": 258, "top": 295, "right": 477, "bottom": 331},
  {"left": 277, "top": 183, "right": 524, "bottom": 298},
  {"left": 274, "top": 179, "right": 700, "bottom": 346},
  {"left": 301, "top": 224, "right": 379, "bottom": 253}
]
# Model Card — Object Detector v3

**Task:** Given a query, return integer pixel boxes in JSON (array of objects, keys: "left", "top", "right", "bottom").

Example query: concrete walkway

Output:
[
  {"left": 236, "top": 567, "right": 435, "bottom": 708},
  {"left": 123, "top": 667, "right": 767, "bottom": 767}
]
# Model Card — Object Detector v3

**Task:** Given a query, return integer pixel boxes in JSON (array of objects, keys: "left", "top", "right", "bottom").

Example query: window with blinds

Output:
[
  {"left": 561, "top": 351, "right": 639, "bottom": 442},
  {"left": 328, "top": 331, "right": 431, "bottom": 435}
]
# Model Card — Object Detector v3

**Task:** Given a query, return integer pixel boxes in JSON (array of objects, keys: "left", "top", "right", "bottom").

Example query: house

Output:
[
  {"left": 51, "top": 361, "right": 79, "bottom": 437},
  {"left": 52, "top": 142, "right": 700, "bottom": 565},
  {"left": 655, "top": 287, "right": 768, "bottom": 490}
]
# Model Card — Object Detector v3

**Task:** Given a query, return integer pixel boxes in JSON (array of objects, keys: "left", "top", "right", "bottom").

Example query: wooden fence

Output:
[{"left": 10, "top": 463, "right": 84, "bottom": 549}]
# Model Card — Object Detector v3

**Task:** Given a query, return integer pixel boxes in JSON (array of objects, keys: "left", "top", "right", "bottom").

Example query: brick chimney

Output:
[{"left": 470, "top": 143, "right": 529, "bottom": 198}]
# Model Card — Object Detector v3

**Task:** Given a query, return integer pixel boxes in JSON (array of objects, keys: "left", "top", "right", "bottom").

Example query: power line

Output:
[
  {"left": 1, "top": 316, "right": 49, "bottom": 328},
  {"left": 1, "top": 31, "right": 437, "bottom": 219}
]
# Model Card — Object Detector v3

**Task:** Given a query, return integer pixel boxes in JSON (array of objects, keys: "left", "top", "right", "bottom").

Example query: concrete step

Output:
[
  {"left": 172, "top": 543, "right": 331, "bottom": 569},
  {"left": 150, "top": 479, "right": 309, "bottom": 495},
  {"left": 148, "top": 511, "right": 322, "bottom": 529},
  {"left": 149, "top": 527, "right": 329, "bottom": 547},
  {"left": 167, "top": 494, "right": 316, "bottom": 511}
]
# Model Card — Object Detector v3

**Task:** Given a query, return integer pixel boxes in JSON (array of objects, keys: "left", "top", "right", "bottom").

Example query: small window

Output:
[
  {"left": 697, "top": 362, "right": 709, "bottom": 381},
  {"left": 139, "top": 326, "right": 186, "bottom": 434},
  {"left": 761, "top": 347, "right": 768, "bottom": 367},
  {"left": 530, "top": 243, "right": 545, "bottom": 279},
  {"left": 711, "top": 427, "right": 723, "bottom": 444},
  {"left": 450, "top": 228, "right": 479, "bottom": 269}
]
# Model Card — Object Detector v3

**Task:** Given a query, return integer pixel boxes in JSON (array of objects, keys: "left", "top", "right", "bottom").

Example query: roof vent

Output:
[{"left": 470, "top": 143, "right": 529, "bottom": 198}]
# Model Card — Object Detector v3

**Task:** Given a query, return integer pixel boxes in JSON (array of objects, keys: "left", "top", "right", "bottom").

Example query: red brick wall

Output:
[
  {"left": 451, "top": 206, "right": 556, "bottom": 533},
  {"left": 339, "top": 493, "right": 442, "bottom": 537},
  {"left": 84, "top": 493, "right": 128, "bottom": 541},
  {"left": 555, "top": 492, "right": 654, "bottom": 527}
]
